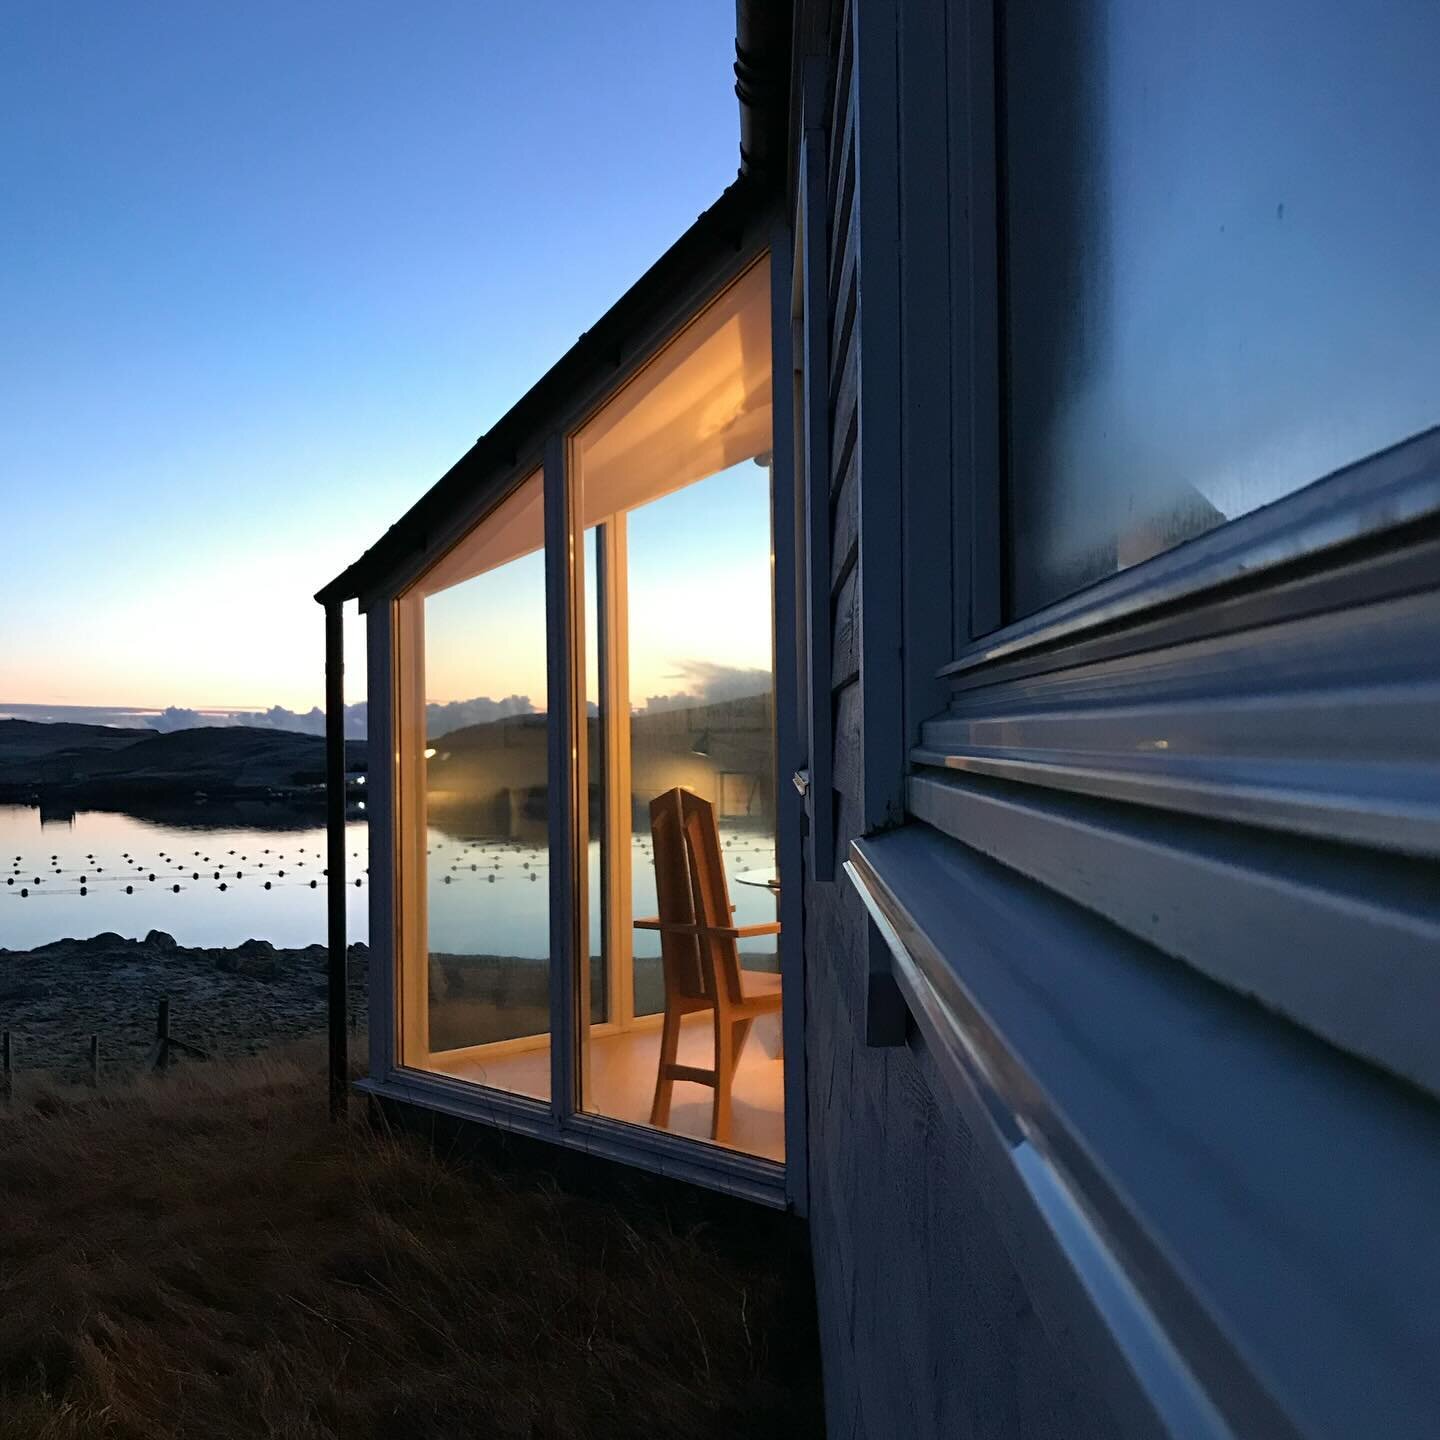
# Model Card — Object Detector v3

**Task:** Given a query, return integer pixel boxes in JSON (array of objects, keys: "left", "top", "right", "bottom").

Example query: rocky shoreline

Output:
[{"left": 0, "top": 931, "right": 367, "bottom": 1084}]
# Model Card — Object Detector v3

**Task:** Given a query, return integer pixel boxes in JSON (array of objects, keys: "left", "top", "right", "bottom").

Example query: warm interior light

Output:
[{"left": 423, "top": 747, "right": 437, "bottom": 759}]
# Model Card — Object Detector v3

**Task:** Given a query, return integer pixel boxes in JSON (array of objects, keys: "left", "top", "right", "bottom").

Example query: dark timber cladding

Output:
[{"left": 799, "top": 1, "right": 1115, "bottom": 1433}]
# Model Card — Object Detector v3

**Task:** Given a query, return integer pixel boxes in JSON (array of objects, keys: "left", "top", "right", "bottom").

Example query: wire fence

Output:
[{"left": 1, "top": 997, "right": 209, "bottom": 1101}]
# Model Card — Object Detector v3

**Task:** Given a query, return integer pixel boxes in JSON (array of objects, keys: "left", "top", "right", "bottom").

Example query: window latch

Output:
[{"left": 792, "top": 768, "right": 811, "bottom": 797}]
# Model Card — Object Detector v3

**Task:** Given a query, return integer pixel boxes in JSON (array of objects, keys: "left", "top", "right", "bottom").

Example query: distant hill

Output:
[
  {"left": 0, "top": 718, "right": 148, "bottom": 760},
  {"left": 0, "top": 720, "right": 366, "bottom": 802}
]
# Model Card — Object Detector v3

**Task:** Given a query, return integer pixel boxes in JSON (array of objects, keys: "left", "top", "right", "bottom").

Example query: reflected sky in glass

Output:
[{"left": 1004, "top": 0, "right": 1440, "bottom": 616}]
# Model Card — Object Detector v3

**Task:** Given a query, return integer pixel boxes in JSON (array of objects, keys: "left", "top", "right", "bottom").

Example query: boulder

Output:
[
  {"left": 236, "top": 939, "right": 277, "bottom": 960},
  {"left": 144, "top": 929, "right": 177, "bottom": 951},
  {"left": 83, "top": 932, "right": 129, "bottom": 949}
]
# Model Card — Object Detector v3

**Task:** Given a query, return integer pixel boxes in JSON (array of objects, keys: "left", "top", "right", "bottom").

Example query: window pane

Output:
[
  {"left": 1001, "top": 0, "right": 1440, "bottom": 618},
  {"left": 395, "top": 472, "right": 551, "bottom": 1098},
  {"left": 626, "top": 464, "right": 777, "bottom": 1020},
  {"left": 571, "top": 258, "right": 785, "bottom": 1161}
]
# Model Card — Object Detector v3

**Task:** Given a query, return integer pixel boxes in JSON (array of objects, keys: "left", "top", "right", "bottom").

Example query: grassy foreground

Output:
[{"left": 0, "top": 1047, "right": 822, "bottom": 1439}]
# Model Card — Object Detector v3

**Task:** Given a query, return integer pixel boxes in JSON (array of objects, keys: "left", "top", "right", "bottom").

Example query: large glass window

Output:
[
  {"left": 395, "top": 472, "right": 552, "bottom": 1097},
  {"left": 388, "top": 259, "right": 783, "bottom": 1164},
  {"left": 1001, "top": 0, "right": 1440, "bottom": 618},
  {"left": 573, "top": 259, "right": 783, "bottom": 1160}
]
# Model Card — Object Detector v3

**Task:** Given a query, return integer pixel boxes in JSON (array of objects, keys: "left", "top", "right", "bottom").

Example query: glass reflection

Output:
[
  {"left": 1001, "top": 0, "right": 1440, "bottom": 617},
  {"left": 396, "top": 473, "right": 552, "bottom": 1098}
]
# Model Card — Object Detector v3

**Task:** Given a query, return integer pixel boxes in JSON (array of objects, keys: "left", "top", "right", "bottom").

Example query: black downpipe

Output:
[
  {"left": 324, "top": 601, "right": 348, "bottom": 1119},
  {"left": 735, "top": 0, "right": 790, "bottom": 186}
]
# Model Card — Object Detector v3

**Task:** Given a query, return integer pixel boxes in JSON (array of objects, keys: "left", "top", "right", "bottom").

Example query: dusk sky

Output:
[{"left": 1, "top": 2, "right": 742, "bottom": 716}]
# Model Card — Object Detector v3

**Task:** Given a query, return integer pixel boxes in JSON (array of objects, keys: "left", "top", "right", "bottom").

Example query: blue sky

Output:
[{"left": 0, "top": 1, "right": 741, "bottom": 712}]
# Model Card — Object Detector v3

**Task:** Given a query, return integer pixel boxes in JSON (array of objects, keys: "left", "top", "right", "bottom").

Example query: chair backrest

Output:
[{"left": 648, "top": 787, "right": 742, "bottom": 1006}]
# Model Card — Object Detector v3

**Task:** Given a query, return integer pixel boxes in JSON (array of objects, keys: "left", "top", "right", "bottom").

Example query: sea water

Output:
[{"left": 0, "top": 804, "right": 778, "bottom": 956}]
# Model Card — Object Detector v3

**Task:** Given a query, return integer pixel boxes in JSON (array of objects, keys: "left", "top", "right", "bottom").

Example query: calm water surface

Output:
[
  {"left": 0, "top": 804, "right": 777, "bottom": 956},
  {"left": 0, "top": 804, "right": 369, "bottom": 951}
]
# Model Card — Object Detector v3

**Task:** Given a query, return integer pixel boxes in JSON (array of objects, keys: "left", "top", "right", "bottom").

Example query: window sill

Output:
[
  {"left": 942, "top": 424, "right": 1440, "bottom": 682},
  {"left": 846, "top": 823, "right": 1440, "bottom": 1440}
]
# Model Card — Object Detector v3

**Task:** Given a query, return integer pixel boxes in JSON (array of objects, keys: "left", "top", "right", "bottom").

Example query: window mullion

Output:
[{"left": 544, "top": 433, "right": 579, "bottom": 1123}]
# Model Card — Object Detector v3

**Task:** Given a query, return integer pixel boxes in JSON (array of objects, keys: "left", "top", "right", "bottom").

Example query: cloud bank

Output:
[{"left": 3, "top": 662, "right": 767, "bottom": 739}]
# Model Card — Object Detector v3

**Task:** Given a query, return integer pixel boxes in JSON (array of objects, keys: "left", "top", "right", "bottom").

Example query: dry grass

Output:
[{"left": 0, "top": 1046, "right": 821, "bottom": 1439}]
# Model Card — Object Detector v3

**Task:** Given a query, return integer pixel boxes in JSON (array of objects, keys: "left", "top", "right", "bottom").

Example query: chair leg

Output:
[
  {"left": 712, "top": 1010, "right": 735, "bottom": 1145},
  {"left": 650, "top": 1006, "right": 681, "bottom": 1129},
  {"left": 732, "top": 1016, "right": 755, "bottom": 1066}
]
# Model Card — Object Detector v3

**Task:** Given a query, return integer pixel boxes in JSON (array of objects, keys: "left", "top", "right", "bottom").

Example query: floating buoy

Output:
[
  {"left": 219, "top": 882, "right": 228, "bottom": 891},
  {"left": 192, "top": 872, "right": 199, "bottom": 880},
  {"left": 309, "top": 880, "right": 317, "bottom": 889},
  {"left": 172, "top": 884, "right": 180, "bottom": 893},
  {"left": 126, "top": 885, "right": 133, "bottom": 894},
  {"left": 354, "top": 878, "right": 361, "bottom": 887},
  {"left": 80, "top": 886, "right": 87, "bottom": 896},
  {"left": 20, "top": 888, "right": 27, "bottom": 897},
  {"left": 148, "top": 874, "right": 155, "bottom": 881},
  {"left": 264, "top": 881, "right": 271, "bottom": 889}
]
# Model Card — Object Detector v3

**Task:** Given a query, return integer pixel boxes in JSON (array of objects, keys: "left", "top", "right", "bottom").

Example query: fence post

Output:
[{"left": 155, "top": 998, "right": 171, "bottom": 1073}]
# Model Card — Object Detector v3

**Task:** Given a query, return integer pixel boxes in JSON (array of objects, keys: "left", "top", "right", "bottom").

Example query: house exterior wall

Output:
[
  {"left": 333, "top": 6, "right": 1440, "bottom": 1431},
  {"left": 796, "top": 2, "right": 1440, "bottom": 1436},
  {"left": 799, "top": 5, "right": 1113, "bottom": 1434}
]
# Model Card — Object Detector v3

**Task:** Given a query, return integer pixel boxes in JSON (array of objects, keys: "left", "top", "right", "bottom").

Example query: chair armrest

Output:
[{"left": 632, "top": 918, "right": 782, "bottom": 939}]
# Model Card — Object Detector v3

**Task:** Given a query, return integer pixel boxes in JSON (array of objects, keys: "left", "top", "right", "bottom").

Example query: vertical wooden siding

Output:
[{"left": 801, "top": 3, "right": 1115, "bottom": 1434}]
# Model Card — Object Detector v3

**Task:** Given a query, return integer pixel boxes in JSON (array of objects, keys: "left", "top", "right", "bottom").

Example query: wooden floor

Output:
[{"left": 444, "top": 1012, "right": 785, "bottom": 1163}]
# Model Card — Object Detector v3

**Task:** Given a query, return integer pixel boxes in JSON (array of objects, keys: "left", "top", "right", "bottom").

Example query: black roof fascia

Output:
[{"left": 316, "top": 175, "right": 777, "bottom": 606}]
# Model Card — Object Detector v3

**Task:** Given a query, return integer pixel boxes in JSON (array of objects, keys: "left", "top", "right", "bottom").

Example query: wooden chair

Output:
[{"left": 635, "top": 787, "right": 782, "bottom": 1145}]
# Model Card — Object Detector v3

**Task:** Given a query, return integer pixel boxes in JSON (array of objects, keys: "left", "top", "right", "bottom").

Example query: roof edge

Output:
[{"left": 316, "top": 176, "right": 774, "bottom": 606}]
